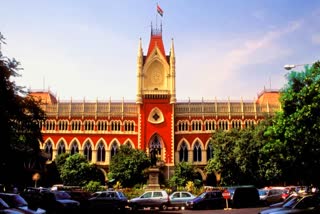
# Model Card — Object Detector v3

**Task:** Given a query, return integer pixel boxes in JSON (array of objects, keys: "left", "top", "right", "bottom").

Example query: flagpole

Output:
[{"left": 156, "top": 2, "right": 158, "bottom": 30}]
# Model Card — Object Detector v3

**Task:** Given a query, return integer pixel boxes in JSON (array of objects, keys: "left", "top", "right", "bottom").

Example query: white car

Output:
[
  {"left": 129, "top": 190, "right": 169, "bottom": 211},
  {"left": 169, "top": 191, "right": 196, "bottom": 209}
]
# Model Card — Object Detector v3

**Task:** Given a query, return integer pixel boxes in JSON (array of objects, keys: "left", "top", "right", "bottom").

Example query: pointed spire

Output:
[
  {"left": 170, "top": 38, "right": 175, "bottom": 56},
  {"left": 138, "top": 37, "right": 143, "bottom": 57}
]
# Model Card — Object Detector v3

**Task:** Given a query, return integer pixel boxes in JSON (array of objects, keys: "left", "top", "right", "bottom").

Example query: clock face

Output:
[{"left": 151, "top": 69, "right": 163, "bottom": 84}]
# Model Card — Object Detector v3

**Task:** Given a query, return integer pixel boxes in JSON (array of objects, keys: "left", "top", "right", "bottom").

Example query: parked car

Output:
[
  {"left": 0, "top": 197, "right": 25, "bottom": 214},
  {"left": 0, "top": 193, "right": 46, "bottom": 214},
  {"left": 227, "top": 186, "right": 260, "bottom": 208},
  {"left": 128, "top": 190, "right": 169, "bottom": 211},
  {"left": 169, "top": 191, "right": 196, "bottom": 209},
  {"left": 185, "top": 190, "right": 225, "bottom": 210},
  {"left": 64, "top": 190, "right": 91, "bottom": 210},
  {"left": 88, "top": 190, "right": 128, "bottom": 213},
  {"left": 261, "top": 188, "right": 286, "bottom": 205},
  {"left": 41, "top": 191, "right": 80, "bottom": 214},
  {"left": 259, "top": 189, "right": 269, "bottom": 201},
  {"left": 22, "top": 190, "right": 79, "bottom": 214},
  {"left": 259, "top": 193, "right": 320, "bottom": 214}
]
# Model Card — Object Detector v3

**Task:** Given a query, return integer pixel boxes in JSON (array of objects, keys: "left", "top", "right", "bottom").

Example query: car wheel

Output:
[{"left": 159, "top": 203, "right": 168, "bottom": 211}]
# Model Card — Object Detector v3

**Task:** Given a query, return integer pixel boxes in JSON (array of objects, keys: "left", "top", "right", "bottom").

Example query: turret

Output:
[
  {"left": 136, "top": 38, "right": 143, "bottom": 104},
  {"left": 170, "top": 38, "right": 176, "bottom": 104}
]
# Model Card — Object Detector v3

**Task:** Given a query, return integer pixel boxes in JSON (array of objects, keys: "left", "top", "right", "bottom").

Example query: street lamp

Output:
[{"left": 284, "top": 63, "right": 313, "bottom": 70}]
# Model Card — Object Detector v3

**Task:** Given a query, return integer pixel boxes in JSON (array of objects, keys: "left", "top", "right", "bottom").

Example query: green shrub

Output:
[{"left": 84, "top": 181, "right": 105, "bottom": 193}]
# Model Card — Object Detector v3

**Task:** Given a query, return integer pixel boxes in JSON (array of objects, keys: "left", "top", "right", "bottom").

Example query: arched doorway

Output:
[{"left": 149, "top": 135, "right": 162, "bottom": 166}]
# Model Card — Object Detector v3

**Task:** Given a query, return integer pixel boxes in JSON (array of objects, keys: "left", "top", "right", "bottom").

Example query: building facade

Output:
[{"left": 30, "top": 27, "right": 281, "bottom": 184}]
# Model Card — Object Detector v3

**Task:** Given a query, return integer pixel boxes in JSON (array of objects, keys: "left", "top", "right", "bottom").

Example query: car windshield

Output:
[
  {"left": 259, "top": 190, "right": 268, "bottom": 196},
  {"left": 283, "top": 196, "right": 302, "bottom": 208},
  {"left": 117, "top": 192, "right": 125, "bottom": 198},
  {"left": 53, "top": 191, "right": 71, "bottom": 200},
  {"left": 0, "top": 198, "right": 10, "bottom": 209},
  {"left": 0, "top": 194, "right": 28, "bottom": 207},
  {"left": 198, "top": 192, "right": 207, "bottom": 199}
]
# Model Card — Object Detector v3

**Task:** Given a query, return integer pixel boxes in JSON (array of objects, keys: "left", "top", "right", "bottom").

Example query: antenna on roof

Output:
[
  {"left": 43, "top": 76, "right": 46, "bottom": 91},
  {"left": 269, "top": 76, "right": 272, "bottom": 89}
]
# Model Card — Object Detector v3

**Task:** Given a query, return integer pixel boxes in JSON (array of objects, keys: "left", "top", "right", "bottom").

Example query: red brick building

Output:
[{"left": 30, "top": 27, "right": 281, "bottom": 184}]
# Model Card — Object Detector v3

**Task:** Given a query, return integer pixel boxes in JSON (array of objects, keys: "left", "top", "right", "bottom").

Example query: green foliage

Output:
[
  {"left": 169, "top": 162, "right": 197, "bottom": 187},
  {"left": 55, "top": 153, "right": 70, "bottom": 174},
  {"left": 108, "top": 145, "right": 150, "bottom": 187},
  {"left": 206, "top": 121, "right": 275, "bottom": 186},
  {"left": 263, "top": 61, "right": 320, "bottom": 185},
  {"left": 84, "top": 181, "right": 105, "bottom": 193},
  {"left": 58, "top": 153, "right": 104, "bottom": 186},
  {"left": 0, "top": 33, "right": 46, "bottom": 185}
]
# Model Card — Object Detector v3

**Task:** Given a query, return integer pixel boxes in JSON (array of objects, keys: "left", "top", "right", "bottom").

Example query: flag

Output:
[{"left": 157, "top": 4, "right": 163, "bottom": 17}]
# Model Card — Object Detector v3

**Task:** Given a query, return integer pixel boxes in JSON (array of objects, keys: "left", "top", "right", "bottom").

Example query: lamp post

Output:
[{"left": 284, "top": 63, "right": 313, "bottom": 70}]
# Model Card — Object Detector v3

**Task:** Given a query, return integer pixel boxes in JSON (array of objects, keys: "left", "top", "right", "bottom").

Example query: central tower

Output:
[{"left": 136, "top": 26, "right": 176, "bottom": 168}]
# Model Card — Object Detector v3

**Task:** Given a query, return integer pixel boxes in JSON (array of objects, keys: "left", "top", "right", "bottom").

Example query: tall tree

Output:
[
  {"left": 169, "top": 161, "right": 197, "bottom": 187},
  {"left": 58, "top": 153, "right": 104, "bottom": 186},
  {"left": 206, "top": 120, "right": 274, "bottom": 187},
  {"left": 108, "top": 145, "right": 150, "bottom": 187},
  {"left": 0, "top": 33, "right": 46, "bottom": 185},
  {"left": 263, "top": 61, "right": 320, "bottom": 185},
  {"left": 205, "top": 129, "right": 242, "bottom": 186}
]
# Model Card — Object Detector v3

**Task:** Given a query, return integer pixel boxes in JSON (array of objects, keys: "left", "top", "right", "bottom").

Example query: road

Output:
[{"left": 129, "top": 207, "right": 266, "bottom": 214}]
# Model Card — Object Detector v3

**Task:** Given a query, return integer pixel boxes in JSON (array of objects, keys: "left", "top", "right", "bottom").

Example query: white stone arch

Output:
[
  {"left": 143, "top": 49, "right": 169, "bottom": 73},
  {"left": 124, "top": 138, "right": 135, "bottom": 149},
  {"left": 110, "top": 120, "right": 122, "bottom": 131},
  {"left": 56, "top": 137, "right": 68, "bottom": 156},
  {"left": 191, "top": 138, "right": 205, "bottom": 150},
  {"left": 123, "top": 120, "right": 136, "bottom": 132},
  {"left": 95, "top": 138, "right": 107, "bottom": 150},
  {"left": 177, "top": 120, "right": 190, "bottom": 131},
  {"left": 108, "top": 138, "right": 121, "bottom": 150},
  {"left": 82, "top": 138, "right": 94, "bottom": 150},
  {"left": 205, "top": 138, "right": 215, "bottom": 161},
  {"left": 217, "top": 119, "right": 229, "bottom": 130},
  {"left": 143, "top": 51, "right": 170, "bottom": 90},
  {"left": 231, "top": 119, "right": 242, "bottom": 129},
  {"left": 191, "top": 119, "right": 203, "bottom": 131},
  {"left": 194, "top": 167, "right": 206, "bottom": 182},
  {"left": 55, "top": 137, "right": 67, "bottom": 150},
  {"left": 148, "top": 107, "right": 164, "bottom": 124},
  {"left": 204, "top": 138, "right": 213, "bottom": 150},
  {"left": 68, "top": 137, "right": 81, "bottom": 150},
  {"left": 244, "top": 119, "right": 255, "bottom": 128},
  {"left": 42, "top": 137, "right": 54, "bottom": 150},
  {"left": 99, "top": 168, "right": 108, "bottom": 182},
  {"left": 176, "top": 138, "right": 191, "bottom": 151},
  {"left": 147, "top": 132, "right": 167, "bottom": 161},
  {"left": 191, "top": 138, "right": 205, "bottom": 163}
]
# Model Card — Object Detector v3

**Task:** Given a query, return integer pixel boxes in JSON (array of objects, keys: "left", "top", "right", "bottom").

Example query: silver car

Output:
[
  {"left": 169, "top": 191, "right": 196, "bottom": 209},
  {"left": 129, "top": 190, "right": 169, "bottom": 211}
]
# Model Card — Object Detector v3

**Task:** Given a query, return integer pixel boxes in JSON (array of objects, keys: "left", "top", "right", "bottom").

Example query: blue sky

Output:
[{"left": 1, "top": 0, "right": 320, "bottom": 101}]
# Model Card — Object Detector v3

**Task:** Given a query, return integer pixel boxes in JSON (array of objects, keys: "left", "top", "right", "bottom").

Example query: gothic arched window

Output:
[
  {"left": 97, "top": 141, "right": 105, "bottom": 162},
  {"left": 110, "top": 141, "right": 118, "bottom": 159},
  {"left": 70, "top": 141, "right": 79, "bottom": 155},
  {"left": 179, "top": 141, "right": 188, "bottom": 162},
  {"left": 207, "top": 143, "right": 214, "bottom": 161},
  {"left": 44, "top": 140, "right": 53, "bottom": 160},
  {"left": 124, "top": 141, "right": 133, "bottom": 148},
  {"left": 83, "top": 141, "right": 92, "bottom": 161},
  {"left": 193, "top": 141, "right": 202, "bottom": 162},
  {"left": 57, "top": 141, "right": 66, "bottom": 155}
]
